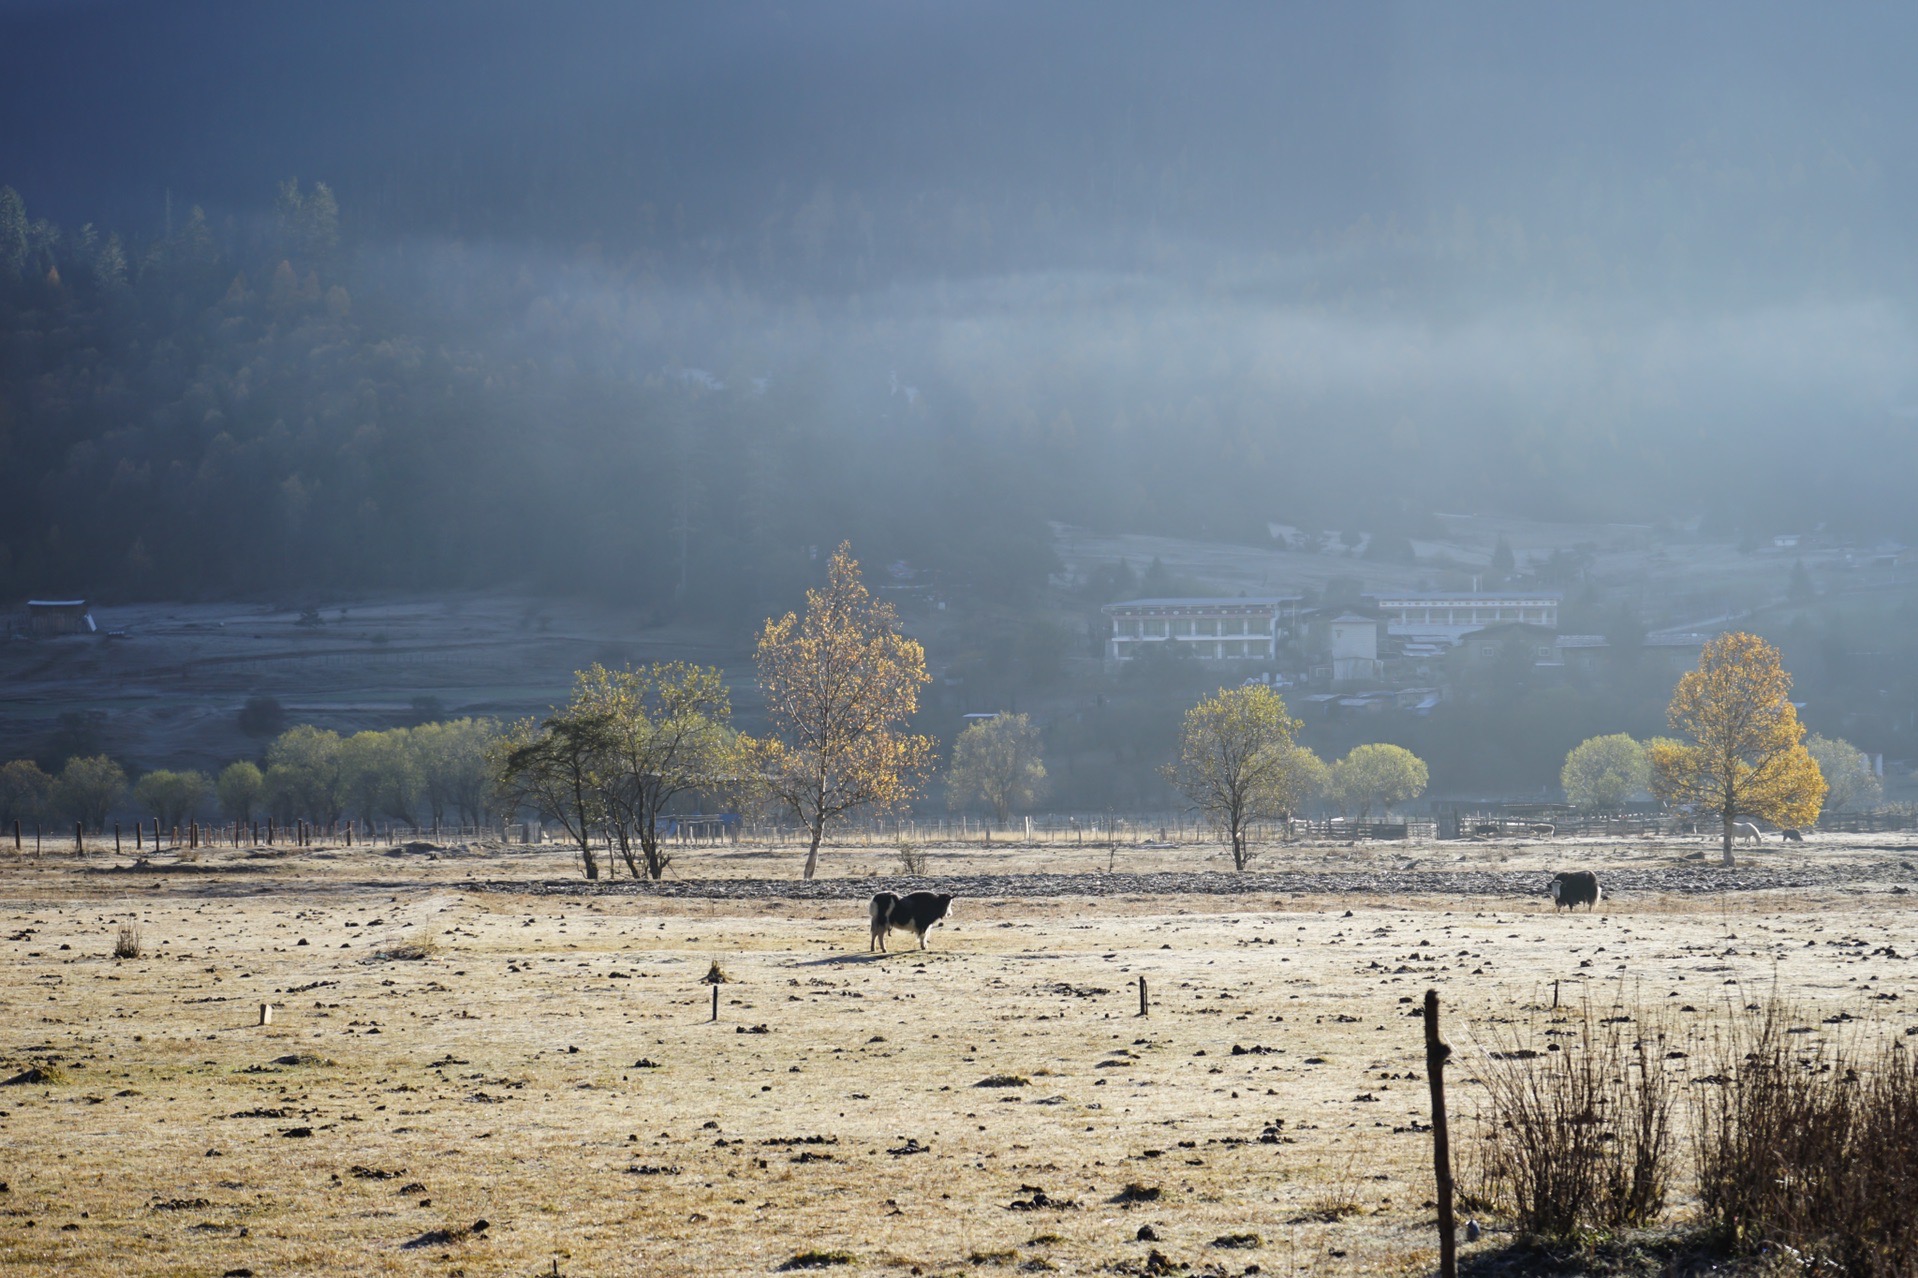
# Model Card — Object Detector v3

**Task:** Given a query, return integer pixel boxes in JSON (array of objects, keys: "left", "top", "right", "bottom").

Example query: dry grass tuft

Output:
[
  {"left": 1469, "top": 1003, "right": 1676, "bottom": 1239},
  {"left": 1300, "top": 1173, "right": 1364, "bottom": 1223},
  {"left": 112, "top": 923, "right": 141, "bottom": 959},
  {"left": 1693, "top": 1004, "right": 1918, "bottom": 1277},
  {"left": 368, "top": 935, "right": 436, "bottom": 962}
]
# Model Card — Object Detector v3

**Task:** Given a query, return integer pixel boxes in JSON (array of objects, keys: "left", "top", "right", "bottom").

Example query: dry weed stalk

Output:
[
  {"left": 1468, "top": 1001, "right": 1675, "bottom": 1239},
  {"left": 112, "top": 923, "right": 142, "bottom": 959},
  {"left": 1692, "top": 1004, "right": 1918, "bottom": 1277}
]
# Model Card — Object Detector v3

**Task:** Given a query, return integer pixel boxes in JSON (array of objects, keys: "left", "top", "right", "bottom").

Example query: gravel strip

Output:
[{"left": 471, "top": 859, "right": 1917, "bottom": 902}]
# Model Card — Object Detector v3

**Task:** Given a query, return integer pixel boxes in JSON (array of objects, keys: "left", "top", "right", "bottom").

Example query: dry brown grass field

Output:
[{"left": 1, "top": 833, "right": 1915, "bottom": 1277}]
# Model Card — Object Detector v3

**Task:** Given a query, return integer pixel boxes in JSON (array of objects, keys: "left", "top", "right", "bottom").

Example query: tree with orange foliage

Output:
[
  {"left": 754, "top": 544, "right": 936, "bottom": 880},
  {"left": 1649, "top": 632, "right": 1824, "bottom": 866}
]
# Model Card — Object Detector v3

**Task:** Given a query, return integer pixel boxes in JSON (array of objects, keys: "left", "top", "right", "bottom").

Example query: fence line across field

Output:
[{"left": 24, "top": 805, "right": 1910, "bottom": 860}]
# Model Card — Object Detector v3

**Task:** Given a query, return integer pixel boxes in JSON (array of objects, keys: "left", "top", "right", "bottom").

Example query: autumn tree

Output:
[
  {"left": 52, "top": 756, "right": 127, "bottom": 832},
  {"left": 1561, "top": 734, "right": 1649, "bottom": 810},
  {"left": 1805, "top": 734, "right": 1881, "bottom": 813},
  {"left": 1160, "top": 685, "right": 1318, "bottom": 871},
  {"left": 412, "top": 718, "right": 504, "bottom": 826},
  {"left": 754, "top": 543, "right": 936, "bottom": 880},
  {"left": 946, "top": 713, "right": 1048, "bottom": 825},
  {"left": 1648, "top": 632, "right": 1825, "bottom": 865},
  {"left": 216, "top": 761, "right": 265, "bottom": 824},
  {"left": 0, "top": 759, "right": 53, "bottom": 830},
  {"left": 568, "top": 662, "right": 741, "bottom": 880},
  {"left": 497, "top": 713, "right": 612, "bottom": 880},
  {"left": 1328, "top": 743, "right": 1428, "bottom": 822},
  {"left": 263, "top": 725, "right": 345, "bottom": 824},
  {"left": 132, "top": 769, "right": 210, "bottom": 829},
  {"left": 337, "top": 729, "right": 423, "bottom": 826}
]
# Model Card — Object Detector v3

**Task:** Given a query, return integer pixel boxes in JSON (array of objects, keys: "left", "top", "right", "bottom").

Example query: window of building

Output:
[
  {"left": 1144, "top": 620, "right": 1166, "bottom": 638},
  {"left": 1195, "top": 618, "right": 1218, "bottom": 636},
  {"left": 1171, "top": 619, "right": 1194, "bottom": 637},
  {"left": 1118, "top": 619, "right": 1142, "bottom": 638}
]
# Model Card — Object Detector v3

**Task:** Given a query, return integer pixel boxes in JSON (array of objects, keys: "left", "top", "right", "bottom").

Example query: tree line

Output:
[
  {"left": 0, "top": 718, "right": 502, "bottom": 836},
  {"left": 0, "top": 547, "right": 1855, "bottom": 879}
]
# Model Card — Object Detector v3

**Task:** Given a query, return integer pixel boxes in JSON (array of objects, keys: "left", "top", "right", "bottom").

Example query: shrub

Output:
[
  {"left": 1469, "top": 1004, "right": 1676, "bottom": 1239},
  {"left": 112, "top": 924, "right": 142, "bottom": 959},
  {"left": 1693, "top": 1005, "right": 1918, "bottom": 1276},
  {"left": 896, "top": 838, "right": 927, "bottom": 875}
]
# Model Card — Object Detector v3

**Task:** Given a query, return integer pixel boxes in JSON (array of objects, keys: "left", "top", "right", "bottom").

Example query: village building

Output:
[
  {"left": 1448, "top": 622, "right": 1564, "bottom": 674},
  {"left": 25, "top": 599, "right": 96, "bottom": 636},
  {"left": 1372, "top": 591, "right": 1561, "bottom": 647},
  {"left": 1327, "top": 613, "right": 1382, "bottom": 684},
  {"left": 1102, "top": 596, "right": 1301, "bottom": 663}
]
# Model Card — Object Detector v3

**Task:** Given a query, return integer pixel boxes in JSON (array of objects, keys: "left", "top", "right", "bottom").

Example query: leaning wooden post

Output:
[
  {"left": 75, "top": 821, "right": 84, "bottom": 854},
  {"left": 11, "top": 819, "right": 18, "bottom": 850},
  {"left": 1424, "top": 987, "right": 1457, "bottom": 1278},
  {"left": 1137, "top": 975, "right": 1149, "bottom": 1017}
]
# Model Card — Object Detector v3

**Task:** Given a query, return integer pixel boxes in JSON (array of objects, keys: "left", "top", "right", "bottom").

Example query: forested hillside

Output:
[{"left": 0, "top": 181, "right": 1059, "bottom": 622}]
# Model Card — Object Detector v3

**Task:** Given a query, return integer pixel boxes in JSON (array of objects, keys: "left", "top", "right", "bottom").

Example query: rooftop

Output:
[
  {"left": 1373, "top": 591, "right": 1563, "bottom": 603},
  {"left": 1103, "top": 595, "right": 1303, "bottom": 611}
]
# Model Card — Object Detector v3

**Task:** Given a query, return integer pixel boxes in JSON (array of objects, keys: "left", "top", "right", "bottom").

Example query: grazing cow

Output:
[
  {"left": 1732, "top": 821, "right": 1762, "bottom": 845},
  {"left": 1529, "top": 823, "right": 1556, "bottom": 837},
  {"left": 1549, "top": 870, "right": 1602, "bottom": 911},
  {"left": 869, "top": 891, "right": 954, "bottom": 952},
  {"left": 1780, "top": 828, "right": 1805, "bottom": 843}
]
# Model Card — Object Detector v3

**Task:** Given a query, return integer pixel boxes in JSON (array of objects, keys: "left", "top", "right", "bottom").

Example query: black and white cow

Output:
[
  {"left": 1548, "top": 870, "right": 1602, "bottom": 912},
  {"left": 868, "top": 891, "right": 954, "bottom": 952}
]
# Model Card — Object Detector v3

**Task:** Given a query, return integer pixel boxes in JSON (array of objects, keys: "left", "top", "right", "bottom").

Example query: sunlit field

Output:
[{"left": 1, "top": 834, "right": 1914, "bottom": 1276}]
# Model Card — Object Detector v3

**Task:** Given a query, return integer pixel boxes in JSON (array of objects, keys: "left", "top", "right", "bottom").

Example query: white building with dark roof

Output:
[
  {"left": 1103, "top": 596, "right": 1301, "bottom": 662},
  {"left": 1372, "top": 592, "right": 1561, "bottom": 647}
]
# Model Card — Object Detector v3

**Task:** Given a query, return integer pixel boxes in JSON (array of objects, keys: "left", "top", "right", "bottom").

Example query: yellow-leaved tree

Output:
[
  {"left": 1648, "top": 632, "right": 1825, "bottom": 866},
  {"left": 1161, "top": 684, "right": 1322, "bottom": 871},
  {"left": 755, "top": 543, "right": 936, "bottom": 880}
]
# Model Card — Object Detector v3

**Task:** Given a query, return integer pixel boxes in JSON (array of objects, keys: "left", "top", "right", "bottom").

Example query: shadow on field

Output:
[
  {"left": 1458, "top": 1228, "right": 1749, "bottom": 1278},
  {"left": 794, "top": 953, "right": 891, "bottom": 967}
]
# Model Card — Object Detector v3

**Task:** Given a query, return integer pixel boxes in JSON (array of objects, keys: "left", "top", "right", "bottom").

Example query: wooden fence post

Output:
[
  {"left": 75, "top": 821, "right": 84, "bottom": 854},
  {"left": 12, "top": 819, "right": 19, "bottom": 850},
  {"left": 114, "top": 823, "right": 121, "bottom": 854},
  {"left": 1424, "top": 988, "right": 1457, "bottom": 1278},
  {"left": 711, "top": 985, "right": 720, "bottom": 1023},
  {"left": 1137, "top": 975, "right": 1149, "bottom": 1017}
]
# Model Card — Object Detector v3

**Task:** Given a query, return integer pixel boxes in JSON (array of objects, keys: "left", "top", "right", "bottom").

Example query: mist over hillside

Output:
[{"left": 4, "top": 3, "right": 1917, "bottom": 617}]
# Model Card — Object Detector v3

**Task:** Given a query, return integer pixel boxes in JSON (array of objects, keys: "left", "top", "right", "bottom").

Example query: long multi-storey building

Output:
[
  {"left": 1103, "top": 596, "right": 1301, "bottom": 662},
  {"left": 1372, "top": 592, "right": 1561, "bottom": 646}
]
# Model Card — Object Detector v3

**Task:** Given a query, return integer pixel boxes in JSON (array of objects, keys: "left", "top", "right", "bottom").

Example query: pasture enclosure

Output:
[{"left": 0, "top": 835, "right": 1914, "bottom": 1275}]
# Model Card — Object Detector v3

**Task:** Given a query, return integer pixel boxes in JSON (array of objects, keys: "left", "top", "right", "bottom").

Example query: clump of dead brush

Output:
[
  {"left": 1693, "top": 1002, "right": 1918, "bottom": 1277},
  {"left": 370, "top": 935, "right": 436, "bottom": 962},
  {"left": 1466, "top": 1001, "right": 1677, "bottom": 1240},
  {"left": 895, "top": 838, "right": 928, "bottom": 875},
  {"left": 112, "top": 923, "right": 142, "bottom": 960}
]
